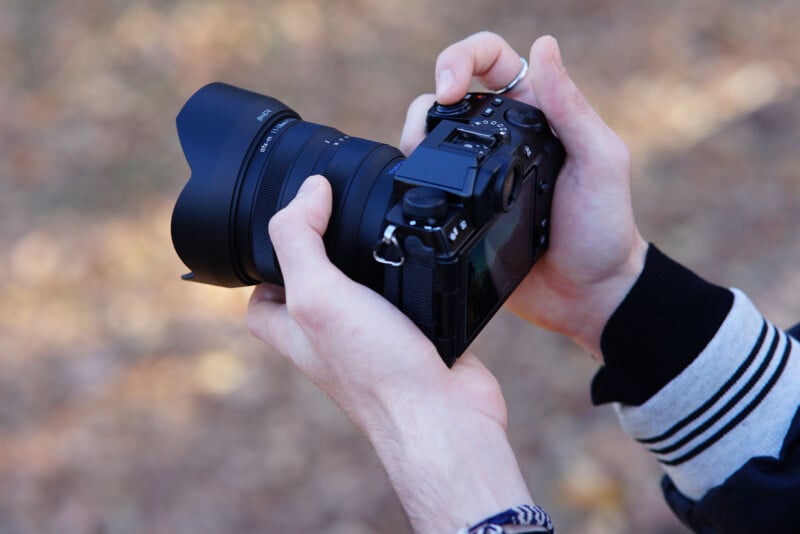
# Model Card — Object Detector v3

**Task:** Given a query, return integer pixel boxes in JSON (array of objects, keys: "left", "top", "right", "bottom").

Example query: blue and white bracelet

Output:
[{"left": 457, "top": 504, "right": 554, "bottom": 534}]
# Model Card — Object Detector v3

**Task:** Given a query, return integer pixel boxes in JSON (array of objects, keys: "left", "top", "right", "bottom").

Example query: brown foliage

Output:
[{"left": 1, "top": 1, "right": 799, "bottom": 532}]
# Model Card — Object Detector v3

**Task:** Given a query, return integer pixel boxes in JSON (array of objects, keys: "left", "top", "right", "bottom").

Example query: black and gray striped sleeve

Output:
[{"left": 592, "top": 245, "right": 800, "bottom": 532}]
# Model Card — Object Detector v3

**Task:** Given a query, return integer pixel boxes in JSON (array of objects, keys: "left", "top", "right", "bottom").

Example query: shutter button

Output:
[{"left": 434, "top": 98, "right": 471, "bottom": 116}]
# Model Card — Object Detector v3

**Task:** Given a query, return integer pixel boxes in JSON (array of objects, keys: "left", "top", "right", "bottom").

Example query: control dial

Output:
[
  {"left": 504, "top": 106, "right": 547, "bottom": 132},
  {"left": 402, "top": 187, "right": 448, "bottom": 225}
]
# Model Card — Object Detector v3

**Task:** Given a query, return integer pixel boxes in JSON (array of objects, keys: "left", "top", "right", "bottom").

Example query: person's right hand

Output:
[
  {"left": 401, "top": 32, "right": 648, "bottom": 359},
  {"left": 246, "top": 175, "right": 535, "bottom": 532}
]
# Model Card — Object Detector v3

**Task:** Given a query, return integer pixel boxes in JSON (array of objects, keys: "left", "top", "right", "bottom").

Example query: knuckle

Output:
[
  {"left": 268, "top": 208, "right": 294, "bottom": 246},
  {"left": 285, "top": 276, "right": 337, "bottom": 330},
  {"left": 287, "top": 298, "right": 328, "bottom": 334},
  {"left": 472, "top": 30, "right": 503, "bottom": 44},
  {"left": 568, "top": 85, "right": 591, "bottom": 118},
  {"left": 440, "top": 31, "right": 504, "bottom": 67}
]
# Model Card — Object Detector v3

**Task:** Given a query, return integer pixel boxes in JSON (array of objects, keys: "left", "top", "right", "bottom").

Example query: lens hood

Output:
[{"left": 171, "top": 82, "right": 299, "bottom": 286}]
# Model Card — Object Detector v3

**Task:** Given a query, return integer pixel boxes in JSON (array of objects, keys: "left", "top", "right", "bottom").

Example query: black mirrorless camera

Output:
[{"left": 171, "top": 83, "right": 565, "bottom": 366}]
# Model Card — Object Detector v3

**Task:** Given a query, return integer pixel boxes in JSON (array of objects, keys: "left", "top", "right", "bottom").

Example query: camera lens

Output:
[{"left": 171, "top": 83, "right": 404, "bottom": 289}]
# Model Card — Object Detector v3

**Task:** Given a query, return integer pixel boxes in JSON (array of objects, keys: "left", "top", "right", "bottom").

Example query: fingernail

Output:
[
  {"left": 436, "top": 69, "right": 454, "bottom": 98},
  {"left": 552, "top": 40, "right": 565, "bottom": 72}
]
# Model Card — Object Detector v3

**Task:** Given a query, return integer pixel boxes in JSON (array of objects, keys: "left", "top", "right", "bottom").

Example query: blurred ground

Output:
[{"left": 1, "top": 1, "right": 799, "bottom": 532}]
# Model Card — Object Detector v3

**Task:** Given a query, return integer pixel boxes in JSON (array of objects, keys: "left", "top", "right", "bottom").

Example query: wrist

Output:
[
  {"left": 531, "top": 234, "right": 649, "bottom": 361},
  {"left": 568, "top": 235, "right": 649, "bottom": 359},
  {"left": 362, "top": 382, "right": 533, "bottom": 533}
]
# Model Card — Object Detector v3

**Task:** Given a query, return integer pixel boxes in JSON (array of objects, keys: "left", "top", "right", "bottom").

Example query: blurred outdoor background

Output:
[{"left": 1, "top": 0, "right": 799, "bottom": 532}]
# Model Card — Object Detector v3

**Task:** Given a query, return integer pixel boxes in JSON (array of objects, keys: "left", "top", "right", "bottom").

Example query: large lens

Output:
[{"left": 171, "top": 83, "right": 404, "bottom": 290}]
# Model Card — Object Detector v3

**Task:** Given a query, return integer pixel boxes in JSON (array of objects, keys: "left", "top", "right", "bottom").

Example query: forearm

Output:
[
  {"left": 595, "top": 245, "right": 800, "bottom": 531},
  {"left": 362, "top": 392, "right": 533, "bottom": 533}
]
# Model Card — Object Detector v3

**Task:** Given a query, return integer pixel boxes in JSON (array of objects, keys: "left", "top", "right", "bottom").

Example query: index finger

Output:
[{"left": 435, "top": 31, "right": 538, "bottom": 107}]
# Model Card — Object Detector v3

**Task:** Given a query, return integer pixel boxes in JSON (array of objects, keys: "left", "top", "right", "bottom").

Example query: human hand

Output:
[
  {"left": 401, "top": 32, "right": 648, "bottom": 359},
  {"left": 246, "top": 175, "right": 533, "bottom": 532}
]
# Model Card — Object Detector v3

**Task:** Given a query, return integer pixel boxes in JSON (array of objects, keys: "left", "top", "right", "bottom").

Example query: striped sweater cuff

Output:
[
  {"left": 612, "top": 289, "right": 800, "bottom": 499},
  {"left": 592, "top": 245, "right": 733, "bottom": 406}
]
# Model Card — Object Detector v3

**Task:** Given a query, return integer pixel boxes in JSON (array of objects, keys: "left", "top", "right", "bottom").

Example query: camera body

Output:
[
  {"left": 377, "top": 93, "right": 565, "bottom": 365},
  {"left": 171, "top": 84, "right": 564, "bottom": 367}
]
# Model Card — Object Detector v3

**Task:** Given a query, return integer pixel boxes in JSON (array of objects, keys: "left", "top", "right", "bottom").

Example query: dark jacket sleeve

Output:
[{"left": 593, "top": 246, "right": 800, "bottom": 533}]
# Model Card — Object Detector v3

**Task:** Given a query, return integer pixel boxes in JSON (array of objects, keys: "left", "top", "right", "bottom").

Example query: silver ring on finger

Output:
[{"left": 492, "top": 56, "right": 528, "bottom": 95}]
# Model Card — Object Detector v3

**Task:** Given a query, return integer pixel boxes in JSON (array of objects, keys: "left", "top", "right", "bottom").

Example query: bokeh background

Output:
[{"left": 2, "top": 1, "right": 799, "bottom": 532}]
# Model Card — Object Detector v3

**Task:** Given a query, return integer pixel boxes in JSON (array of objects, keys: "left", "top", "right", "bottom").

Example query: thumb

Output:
[
  {"left": 528, "top": 36, "right": 622, "bottom": 164},
  {"left": 268, "top": 175, "right": 336, "bottom": 286}
]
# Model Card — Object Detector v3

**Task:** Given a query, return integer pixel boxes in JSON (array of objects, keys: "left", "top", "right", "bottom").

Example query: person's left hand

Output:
[
  {"left": 246, "top": 174, "right": 534, "bottom": 532},
  {"left": 400, "top": 33, "right": 647, "bottom": 359}
]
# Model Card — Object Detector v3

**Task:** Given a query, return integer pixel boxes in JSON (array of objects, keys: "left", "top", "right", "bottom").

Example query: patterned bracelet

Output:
[{"left": 457, "top": 504, "right": 554, "bottom": 534}]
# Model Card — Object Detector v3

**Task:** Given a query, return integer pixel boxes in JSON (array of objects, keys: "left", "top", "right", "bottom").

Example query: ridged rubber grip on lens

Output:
[{"left": 251, "top": 121, "right": 320, "bottom": 283}]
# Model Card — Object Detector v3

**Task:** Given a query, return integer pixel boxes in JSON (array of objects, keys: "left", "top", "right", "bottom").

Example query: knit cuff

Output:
[
  {"left": 611, "top": 290, "right": 799, "bottom": 499},
  {"left": 591, "top": 245, "right": 733, "bottom": 406}
]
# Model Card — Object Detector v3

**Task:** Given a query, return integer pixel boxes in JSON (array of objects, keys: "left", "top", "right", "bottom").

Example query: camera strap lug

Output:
[{"left": 372, "top": 225, "right": 405, "bottom": 267}]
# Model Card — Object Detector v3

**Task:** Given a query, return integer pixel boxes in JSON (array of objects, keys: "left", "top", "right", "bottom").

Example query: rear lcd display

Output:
[{"left": 465, "top": 185, "right": 533, "bottom": 339}]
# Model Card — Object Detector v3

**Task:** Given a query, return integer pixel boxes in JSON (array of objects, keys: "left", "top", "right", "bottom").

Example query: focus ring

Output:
[{"left": 251, "top": 120, "right": 316, "bottom": 282}]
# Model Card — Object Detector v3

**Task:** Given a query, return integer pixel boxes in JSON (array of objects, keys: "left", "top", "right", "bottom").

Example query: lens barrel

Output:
[{"left": 171, "top": 83, "right": 404, "bottom": 290}]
